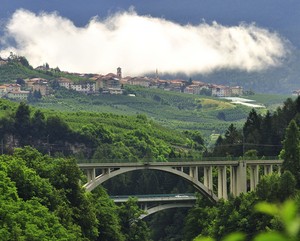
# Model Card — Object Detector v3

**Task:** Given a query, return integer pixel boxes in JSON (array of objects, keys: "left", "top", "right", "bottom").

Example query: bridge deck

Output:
[
  {"left": 111, "top": 194, "right": 196, "bottom": 203},
  {"left": 78, "top": 159, "right": 282, "bottom": 168}
]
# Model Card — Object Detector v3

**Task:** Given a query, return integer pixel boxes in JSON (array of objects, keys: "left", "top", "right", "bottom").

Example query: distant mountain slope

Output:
[
  {"left": 0, "top": 57, "right": 88, "bottom": 82},
  {"left": 160, "top": 49, "right": 300, "bottom": 94}
]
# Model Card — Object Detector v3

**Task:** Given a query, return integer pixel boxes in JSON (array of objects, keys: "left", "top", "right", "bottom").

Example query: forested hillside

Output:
[{"left": 0, "top": 100, "right": 206, "bottom": 161}]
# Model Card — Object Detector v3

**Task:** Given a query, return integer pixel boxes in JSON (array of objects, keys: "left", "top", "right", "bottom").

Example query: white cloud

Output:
[{"left": 0, "top": 9, "right": 288, "bottom": 76}]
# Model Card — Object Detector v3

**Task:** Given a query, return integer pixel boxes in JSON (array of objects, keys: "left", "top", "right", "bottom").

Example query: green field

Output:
[{"left": 30, "top": 86, "right": 288, "bottom": 139}]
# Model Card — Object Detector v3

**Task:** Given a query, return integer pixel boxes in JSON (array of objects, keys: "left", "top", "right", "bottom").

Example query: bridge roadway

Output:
[
  {"left": 111, "top": 193, "right": 197, "bottom": 203},
  {"left": 78, "top": 159, "right": 283, "bottom": 202}
]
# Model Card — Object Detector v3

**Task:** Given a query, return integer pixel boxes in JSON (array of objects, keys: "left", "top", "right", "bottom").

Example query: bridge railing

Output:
[
  {"left": 110, "top": 193, "right": 195, "bottom": 199},
  {"left": 76, "top": 156, "right": 280, "bottom": 164}
]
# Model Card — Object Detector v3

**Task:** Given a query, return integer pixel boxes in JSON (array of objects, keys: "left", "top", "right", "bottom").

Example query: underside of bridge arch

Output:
[
  {"left": 84, "top": 166, "right": 218, "bottom": 202},
  {"left": 140, "top": 203, "right": 194, "bottom": 219}
]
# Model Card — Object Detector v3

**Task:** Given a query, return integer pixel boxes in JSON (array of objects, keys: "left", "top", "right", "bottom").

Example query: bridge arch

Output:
[
  {"left": 83, "top": 165, "right": 218, "bottom": 202},
  {"left": 140, "top": 203, "right": 194, "bottom": 219}
]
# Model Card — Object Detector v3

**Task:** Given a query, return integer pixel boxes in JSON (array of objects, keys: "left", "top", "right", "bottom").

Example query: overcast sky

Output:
[{"left": 0, "top": 0, "right": 298, "bottom": 76}]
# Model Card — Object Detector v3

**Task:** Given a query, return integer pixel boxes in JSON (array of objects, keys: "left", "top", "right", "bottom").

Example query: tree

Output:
[
  {"left": 14, "top": 102, "right": 31, "bottom": 145},
  {"left": 31, "top": 110, "right": 46, "bottom": 141},
  {"left": 243, "top": 109, "right": 262, "bottom": 154},
  {"left": 46, "top": 116, "right": 72, "bottom": 143},
  {"left": 184, "top": 130, "right": 205, "bottom": 151},
  {"left": 16, "top": 78, "right": 25, "bottom": 86},
  {"left": 200, "top": 88, "right": 212, "bottom": 96},
  {"left": 118, "top": 198, "right": 151, "bottom": 241},
  {"left": 33, "top": 90, "right": 42, "bottom": 99},
  {"left": 260, "top": 111, "right": 274, "bottom": 156},
  {"left": 212, "top": 124, "right": 242, "bottom": 157},
  {"left": 280, "top": 119, "right": 300, "bottom": 187},
  {"left": 92, "top": 188, "right": 125, "bottom": 241},
  {"left": 279, "top": 171, "right": 296, "bottom": 201}
]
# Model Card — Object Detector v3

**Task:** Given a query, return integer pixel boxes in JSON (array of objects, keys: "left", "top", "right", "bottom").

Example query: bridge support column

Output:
[
  {"left": 204, "top": 166, "right": 213, "bottom": 191},
  {"left": 236, "top": 161, "right": 247, "bottom": 195},
  {"left": 87, "top": 168, "right": 96, "bottom": 182},
  {"left": 189, "top": 167, "right": 198, "bottom": 180},
  {"left": 141, "top": 203, "right": 148, "bottom": 211},
  {"left": 264, "top": 165, "right": 273, "bottom": 175},
  {"left": 278, "top": 165, "right": 281, "bottom": 176},
  {"left": 230, "top": 166, "right": 237, "bottom": 196},
  {"left": 250, "top": 165, "right": 259, "bottom": 191},
  {"left": 218, "top": 166, "right": 227, "bottom": 199}
]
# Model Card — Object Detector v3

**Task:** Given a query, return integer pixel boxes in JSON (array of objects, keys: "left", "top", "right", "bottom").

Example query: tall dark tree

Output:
[
  {"left": 223, "top": 124, "right": 243, "bottom": 157},
  {"left": 31, "top": 110, "right": 46, "bottom": 141},
  {"left": 243, "top": 109, "right": 262, "bottom": 154},
  {"left": 16, "top": 78, "right": 25, "bottom": 86},
  {"left": 260, "top": 111, "right": 275, "bottom": 156},
  {"left": 212, "top": 135, "right": 225, "bottom": 157},
  {"left": 280, "top": 119, "right": 300, "bottom": 187},
  {"left": 46, "top": 116, "right": 71, "bottom": 143},
  {"left": 212, "top": 124, "right": 242, "bottom": 157},
  {"left": 14, "top": 102, "right": 31, "bottom": 145}
]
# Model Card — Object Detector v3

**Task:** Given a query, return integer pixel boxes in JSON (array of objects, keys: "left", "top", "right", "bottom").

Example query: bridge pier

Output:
[
  {"left": 86, "top": 168, "right": 96, "bottom": 182},
  {"left": 264, "top": 165, "right": 273, "bottom": 175},
  {"left": 230, "top": 166, "right": 237, "bottom": 196},
  {"left": 229, "top": 162, "right": 247, "bottom": 196},
  {"left": 203, "top": 166, "right": 213, "bottom": 191},
  {"left": 189, "top": 167, "right": 198, "bottom": 180},
  {"left": 218, "top": 166, "right": 227, "bottom": 199},
  {"left": 236, "top": 161, "right": 247, "bottom": 195},
  {"left": 249, "top": 165, "right": 259, "bottom": 191}
]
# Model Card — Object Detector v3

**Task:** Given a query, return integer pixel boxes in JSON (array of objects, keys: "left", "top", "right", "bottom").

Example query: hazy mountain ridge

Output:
[{"left": 159, "top": 49, "right": 300, "bottom": 94}]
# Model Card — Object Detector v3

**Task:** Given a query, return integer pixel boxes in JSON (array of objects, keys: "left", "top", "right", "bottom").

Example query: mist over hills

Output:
[
  {"left": 152, "top": 47, "right": 300, "bottom": 94},
  {"left": 183, "top": 50, "right": 300, "bottom": 94}
]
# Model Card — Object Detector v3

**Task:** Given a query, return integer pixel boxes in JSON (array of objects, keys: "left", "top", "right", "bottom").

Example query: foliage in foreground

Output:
[
  {"left": 0, "top": 147, "right": 151, "bottom": 241},
  {"left": 194, "top": 200, "right": 300, "bottom": 241}
]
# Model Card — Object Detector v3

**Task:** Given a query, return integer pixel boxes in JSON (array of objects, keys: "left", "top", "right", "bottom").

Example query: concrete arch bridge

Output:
[{"left": 78, "top": 159, "right": 282, "bottom": 216}]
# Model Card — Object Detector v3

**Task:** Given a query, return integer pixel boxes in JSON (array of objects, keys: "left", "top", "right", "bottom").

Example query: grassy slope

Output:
[
  {"left": 31, "top": 86, "right": 253, "bottom": 138},
  {"left": 31, "top": 89, "right": 293, "bottom": 149}
]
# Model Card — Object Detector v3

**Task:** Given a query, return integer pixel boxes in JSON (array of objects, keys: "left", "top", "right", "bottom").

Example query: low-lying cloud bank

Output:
[{"left": 0, "top": 9, "right": 288, "bottom": 76}]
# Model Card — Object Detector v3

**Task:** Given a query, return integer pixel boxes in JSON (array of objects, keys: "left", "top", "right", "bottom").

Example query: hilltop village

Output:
[{"left": 0, "top": 56, "right": 243, "bottom": 100}]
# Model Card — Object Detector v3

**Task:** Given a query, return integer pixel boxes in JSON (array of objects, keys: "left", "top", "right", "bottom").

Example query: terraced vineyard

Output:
[{"left": 31, "top": 85, "right": 275, "bottom": 139}]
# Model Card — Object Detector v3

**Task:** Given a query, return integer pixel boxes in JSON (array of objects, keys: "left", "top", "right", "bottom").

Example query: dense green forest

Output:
[
  {"left": 0, "top": 100, "right": 206, "bottom": 161},
  {"left": 0, "top": 147, "right": 151, "bottom": 240}
]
